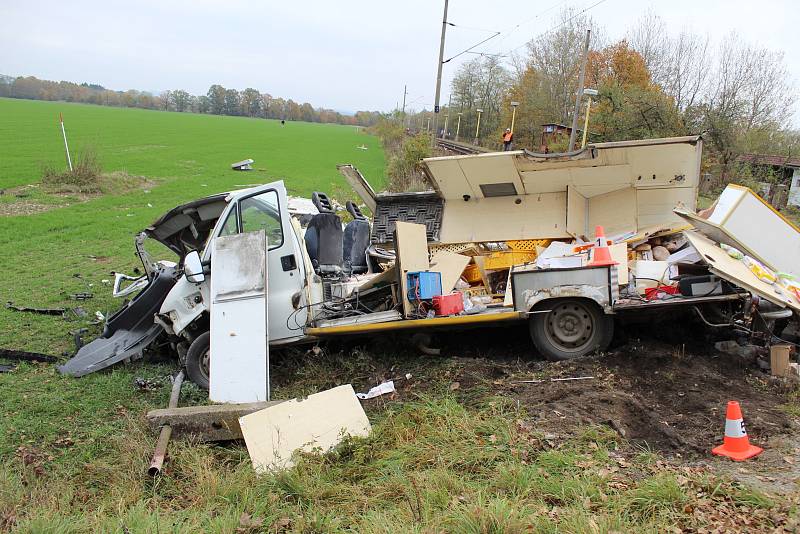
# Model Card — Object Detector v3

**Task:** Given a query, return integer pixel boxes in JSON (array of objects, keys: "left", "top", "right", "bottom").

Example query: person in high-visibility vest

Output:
[{"left": 502, "top": 128, "right": 513, "bottom": 151}]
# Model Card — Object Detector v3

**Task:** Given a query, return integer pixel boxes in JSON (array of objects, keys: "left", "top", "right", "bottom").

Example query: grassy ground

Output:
[
  {"left": 1, "top": 98, "right": 798, "bottom": 532},
  {"left": 0, "top": 97, "right": 384, "bottom": 353}
]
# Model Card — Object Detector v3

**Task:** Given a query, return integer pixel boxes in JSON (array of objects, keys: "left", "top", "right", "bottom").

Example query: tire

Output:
[
  {"left": 529, "top": 299, "right": 613, "bottom": 361},
  {"left": 185, "top": 331, "right": 210, "bottom": 390}
]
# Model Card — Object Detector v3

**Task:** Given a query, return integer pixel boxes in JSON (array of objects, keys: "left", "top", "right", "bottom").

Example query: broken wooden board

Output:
[
  {"left": 395, "top": 222, "right": 430, "bottom": 317},
  {"left": 429, "top": 250, "right": 470, "bottom": 293},
  {"left": 239, "top": 384, "right": 371, "bottom": 473},
  {"left": 684, "top": 231, "right": 800, "bottom": 312},
  {"left": 146, "top": 401, "right": 285, "bottom": 442}
]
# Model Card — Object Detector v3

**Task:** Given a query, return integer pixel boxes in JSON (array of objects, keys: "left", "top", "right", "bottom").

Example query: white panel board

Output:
[
  {"left": 457, "top": 152, "right": 525, "bottom": 198},
  {"left": 439, "top": 193, "right": 570, "bottom": 242},
  {"left": 520, "top": 168, "right": 570, "bottom": 194},
  {"left": 423, "top": 157, "right": 475, "bottom": 200},
  {"left": 239, "top": 384, "right": 371, "bottom": 473},
  {"left": 588, "top": 188, "right": 636, "bottom": 236},
  {"left": 567, "top": 185, "right": 587, "bottom": 238},
  {"left": 636, "top": 187, "right": 696, "bottom": 228},
  {"left": 569, "top": 164, "right": 632, "bottom": 197},
  {"left": 210, "top": 230, "right": 269, "bottom": 403},
  {"left": 714, "top": 186, "right": 800, "bottom": 275}
]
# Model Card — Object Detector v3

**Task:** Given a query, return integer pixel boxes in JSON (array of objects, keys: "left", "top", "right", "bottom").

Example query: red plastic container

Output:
[{"left": 433, "top": 293, "right": 464, "bottom": 316}]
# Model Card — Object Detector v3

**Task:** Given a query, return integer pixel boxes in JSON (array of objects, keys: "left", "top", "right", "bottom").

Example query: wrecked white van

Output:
[{"left": 60, "top": 135, "right": 794, "bottom": 389}]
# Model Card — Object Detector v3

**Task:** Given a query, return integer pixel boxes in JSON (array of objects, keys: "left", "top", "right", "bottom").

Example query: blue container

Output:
[{"left": 406, "top": 271, "right": 442, "bottom": 301}]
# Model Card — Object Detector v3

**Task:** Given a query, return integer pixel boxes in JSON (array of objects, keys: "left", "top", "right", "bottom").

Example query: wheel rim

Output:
[
  {"left": 544, "top": 302, "right": 595, "bottom": 353},
  {"left": 199, "top": 348, "right": 210, "bottom": 382}
]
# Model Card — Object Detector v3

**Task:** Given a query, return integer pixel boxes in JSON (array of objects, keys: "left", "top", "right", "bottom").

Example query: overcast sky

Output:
[{"left": 2, "top": 0, "right": 798, "bottom": 124}]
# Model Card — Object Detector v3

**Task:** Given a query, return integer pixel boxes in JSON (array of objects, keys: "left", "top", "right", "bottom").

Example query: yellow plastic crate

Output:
[
  {"left": 506, "top": 239, "right": 550, "bottom": 252},
  {"left": 483, "top": 251, "right": 537, "bottom": 270},
  {"left": 462, "top": 263, "right": 483, "bottom": 283}
]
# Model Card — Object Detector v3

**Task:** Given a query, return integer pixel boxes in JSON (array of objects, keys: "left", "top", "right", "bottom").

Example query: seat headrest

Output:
[
  {"left": 346, "top": 200, "right": 367, "bottom": 221},
  {"left": 312, "top": 192, "right": 334, "bottom": 213}
]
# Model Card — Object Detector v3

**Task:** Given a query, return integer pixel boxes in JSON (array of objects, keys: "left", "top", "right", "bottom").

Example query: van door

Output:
[
  {"left": 210, "top": 181, "right": 307, "bottom": 342},
  {"left": 209, "top": 230, "right": 269, "bottom": 403}
]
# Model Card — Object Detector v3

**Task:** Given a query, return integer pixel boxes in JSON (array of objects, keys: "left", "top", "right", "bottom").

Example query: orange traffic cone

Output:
[
  {"left": 711, "top": 401, "right": 763, "bottom": 461},
  {"left": 588, "top": 225, "right": 618, "bottom": 267}
]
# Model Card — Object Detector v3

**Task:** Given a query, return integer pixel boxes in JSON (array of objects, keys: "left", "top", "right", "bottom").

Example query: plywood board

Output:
[
  {"left": 395, "top": 221, "right": 430, "bottom": 317},
  {"left": 684, "top": 231, "right": 800, "bottom": 312},
  {"left": 588, "top": 187, "right": 636, "bottom": 236},
  {"left": 239, "top": 384, "right": 371, "bottom": 473},
  {"left": 609, "top": 243, "right": 629, "bottom": 284},
  {"left": 439, "top": 193, "right": 570, "bottom": 243},
  {"left": 636, "top": 187, "right": 696, "bottom": 228},
  {"left": 210, "top": 231, "right": 269, "bottom": 404},
  {"left": 567, "top": 185, "right": 587, "bottom": 238},
  {"left": 429, "top": 250, "right": 470, "bottom": 292}
]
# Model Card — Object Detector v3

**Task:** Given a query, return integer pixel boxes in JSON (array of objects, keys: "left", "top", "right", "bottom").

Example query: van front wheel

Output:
[
  {"left": 529, "top": 299, "right": 613, "bottom": 361},
  {"left": 185, "top": 331, "right": 210, "bottom": 390}
]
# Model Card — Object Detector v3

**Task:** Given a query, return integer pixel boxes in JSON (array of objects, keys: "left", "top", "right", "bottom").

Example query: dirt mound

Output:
[{"left": 485, "top": 343, "right": 794, "bottom": 456}]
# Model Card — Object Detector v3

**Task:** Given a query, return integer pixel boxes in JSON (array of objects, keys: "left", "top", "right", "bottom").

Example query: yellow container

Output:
[{"left": 483, "top": 251, "right": 538, "bottom": 270}]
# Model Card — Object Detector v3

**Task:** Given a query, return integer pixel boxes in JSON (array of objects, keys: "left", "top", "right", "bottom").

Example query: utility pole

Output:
[
  {"left": 431, "top": 0, "right": 449, "bottom": 146},
  {"left": 455, "top": 112, "right": 462, "bottom": 141},
  {"left": 568, "top": 29, "right": 591, "bottom": 152},
  {"left": 474, "top": 108, "right": 483, "bottom": 145}
]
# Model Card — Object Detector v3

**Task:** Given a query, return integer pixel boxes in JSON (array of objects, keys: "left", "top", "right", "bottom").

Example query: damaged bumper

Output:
[{"left": 58, "top": 264, "right": 178, "bottom": 377}]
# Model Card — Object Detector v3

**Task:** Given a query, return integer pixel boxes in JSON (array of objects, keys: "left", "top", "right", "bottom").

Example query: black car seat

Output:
[
  {"left": 305, "top": 192, "right": 343, "bottom": 275},
  {"left": 343, "top": 201, "right": 371, "bottom": 274}
]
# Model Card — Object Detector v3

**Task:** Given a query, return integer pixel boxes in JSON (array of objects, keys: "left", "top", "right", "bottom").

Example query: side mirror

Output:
[{"left": 184, "top": 250, "right": 205, "bottom": 284}]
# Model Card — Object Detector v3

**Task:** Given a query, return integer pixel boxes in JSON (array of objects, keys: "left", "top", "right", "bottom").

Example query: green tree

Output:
[
  {"left": 223, "top": 88, "right": 240, "bottom": 116},
  {"left": 207, "top": 84, "right": 226, "bottom": 114}
]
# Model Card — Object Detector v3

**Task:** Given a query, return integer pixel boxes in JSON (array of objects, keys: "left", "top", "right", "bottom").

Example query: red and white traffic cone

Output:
[
  {"left": 712, "top": 401, "right": 763, "bottom": 461},
  {"left": 588, "top": 225, "right": 617, "bottom": 267}
]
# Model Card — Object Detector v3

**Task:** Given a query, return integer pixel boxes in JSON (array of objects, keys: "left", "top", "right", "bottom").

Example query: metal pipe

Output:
[{"left": 148, "top": 369, "right": 185, "bottom": 476}]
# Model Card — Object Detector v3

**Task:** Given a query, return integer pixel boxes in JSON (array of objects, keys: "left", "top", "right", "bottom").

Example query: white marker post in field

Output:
[{"left": 59, "top": 112, "right": 73, "bottom": 172}]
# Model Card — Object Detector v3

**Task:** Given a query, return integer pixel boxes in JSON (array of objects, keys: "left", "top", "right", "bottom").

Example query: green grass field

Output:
[{"left": 0, "top": 98, "right": 793, "bottom": 532}]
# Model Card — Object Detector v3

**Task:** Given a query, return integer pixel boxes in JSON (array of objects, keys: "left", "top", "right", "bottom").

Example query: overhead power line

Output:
[{"left": 501, "top": 0, "right": 612, "bottom": 57}]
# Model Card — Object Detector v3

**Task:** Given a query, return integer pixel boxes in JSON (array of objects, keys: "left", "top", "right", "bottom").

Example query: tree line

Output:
[
  {"left": 0, "top": 75, "right": 383, "bottom": 127},
  {"left": 404, "top": 8, "right": 799, "bottom": 183}
]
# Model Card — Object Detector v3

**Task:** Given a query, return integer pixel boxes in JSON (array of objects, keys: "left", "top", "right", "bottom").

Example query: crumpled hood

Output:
[{"left": 144, "top": 193, "right": 229, "bottom": 258}]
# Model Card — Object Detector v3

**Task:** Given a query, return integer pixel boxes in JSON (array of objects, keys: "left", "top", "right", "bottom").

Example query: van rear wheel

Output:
[
  {"left": 529, "top": 299, "right": 613, "bottom": 361},
  {"left": 185, "top": 331, "right": 210, "bottom": 390}
]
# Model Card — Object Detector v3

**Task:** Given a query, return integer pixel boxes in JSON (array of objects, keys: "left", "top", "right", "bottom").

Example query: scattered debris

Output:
[
  {"left": 0, "top": 348, "right": 57, "bottom": 363},
  {"left": 68, "top": 292, "right": 93, "bottom": 300},
  {"left": 514, "top": 376, "right": 595, "bottom": 384},
  {"left": 0, "top": 364, "right": 16, "bottom": 373},
  {"left": 6, "top": 302, "right": 66, "bottom": 316},
  {"left": 239, "top": 384, "right": 371, "bottom": 472},
  {"left": 231, "top": 158, "right": 254, "bottom": 171},
  {"left": 356, "top": 380, "right": 395, "bottom": 400}
]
